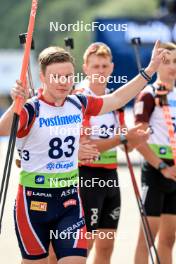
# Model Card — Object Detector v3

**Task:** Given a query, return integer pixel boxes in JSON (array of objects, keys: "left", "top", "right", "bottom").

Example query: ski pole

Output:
[{"left": 0, "top": 0, "right": 38, "bottom": 233}]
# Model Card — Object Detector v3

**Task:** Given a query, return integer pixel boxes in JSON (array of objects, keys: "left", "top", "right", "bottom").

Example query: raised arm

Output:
[{"left": 99, "top": 40, "right": 169, "bottom": 115}]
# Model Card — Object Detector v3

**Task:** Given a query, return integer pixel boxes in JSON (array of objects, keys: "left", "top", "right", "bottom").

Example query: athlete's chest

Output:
[
  {"left": 89, "top": 112, "right": 118, "bottom": 139},
  {"left": 34, "top": 100, "right": 82, "bottom": 129},
  {"left": 90, "top": 112, "right": 117, "bottom": 127}
]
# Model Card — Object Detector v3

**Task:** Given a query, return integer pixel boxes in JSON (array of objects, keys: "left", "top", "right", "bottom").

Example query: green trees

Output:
[{"left": 0, "top": 0, "right": 157, "bottom": 72}]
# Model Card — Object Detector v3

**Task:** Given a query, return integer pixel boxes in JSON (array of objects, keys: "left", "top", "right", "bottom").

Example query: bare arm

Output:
[
  {"left": 99, "top": 41, "right": 169, "bottom": 115},
  {"left": 99, "top": 69, "right": 152, "bottom": 114},
  {"left": 136, "top": 123, "right": 163, "bottom": 168},
  {"left": 136, "top": 122, "right": 176, "bottom": 181},
  {"left": 83, "top": 124, "right": 149, "bottom": 153},
  {"left": 88, "top": 135, "right": 120, "bottom": 152},
  {"left": 0, "top": 103, "right": 16, "bottom": 136},
  {"left": 0, "top": 80, "right": 28, "bottom": 136}
]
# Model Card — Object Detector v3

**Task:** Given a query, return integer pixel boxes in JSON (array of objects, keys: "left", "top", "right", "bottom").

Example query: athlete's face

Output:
[
  {"left": 83, "top": 54, "right": 114, "bottom": 85},
  {"left": 40, "top": 62, "right": 74, "bottom": 101},
  {"left": 158, "top": 49, "right": 176, "bottom": 83}
]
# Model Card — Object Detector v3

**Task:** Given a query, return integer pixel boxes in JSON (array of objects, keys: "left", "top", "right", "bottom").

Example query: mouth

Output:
[
  {"left": 168, "top": 70, "right": 176, "bottom": 76},
  {"left": 56, "top": 89, "right": 69, "bottom": 92}
]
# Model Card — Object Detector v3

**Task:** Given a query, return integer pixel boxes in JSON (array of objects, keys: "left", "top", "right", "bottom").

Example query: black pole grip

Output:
[
  {"left": 131, "top": 37, "right": 141, "bottom": 46},
  {"left": 64, "top": 37, "right": 74, "bottom": 50},
  {"left": 19, "top": 33, "right": 35, "bottom": 50}
]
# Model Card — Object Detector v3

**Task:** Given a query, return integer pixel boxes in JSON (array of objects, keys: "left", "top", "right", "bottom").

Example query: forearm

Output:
[
  {"left": 114, "top": 67, "right": 153, "bottom": 107},
  {"left": 89, "top": 135, "right": 120, "bottom": 152},
  {"left": 0, "top": 103, "right": 15, "bottom": 136},
  {"left": 100, "top": 67, "right": 154, "bottom": 114},
  {"left": 137, "top": 142, "right": 163, "bottom": 169}
]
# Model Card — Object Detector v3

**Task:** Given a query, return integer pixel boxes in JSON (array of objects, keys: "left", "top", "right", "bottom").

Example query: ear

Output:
[
  {"left": 110, "top": 62, "right": 114, "bottom": 74},
  {"left": 39, "top": 71, "right": 45, "bottom": 83},
  {"left": 82, "top": 63, "right": 88, "bottom": 75}
]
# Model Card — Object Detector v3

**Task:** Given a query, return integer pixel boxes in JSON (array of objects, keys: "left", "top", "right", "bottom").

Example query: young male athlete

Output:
[
  {"left": 0, "top": 42, "right": 167, "bottom": 264},
  {"left": 10, "top": 89, "right": 100, "bottom": 264},
  {"left": 72, "top": 42, "right": 151, "bottom": 264},
  {"left": 134, "top": 42, "right": 176, "bottom": 264},
  {"left": 47, "top": 42, "right": 152, "bottom": 264}
]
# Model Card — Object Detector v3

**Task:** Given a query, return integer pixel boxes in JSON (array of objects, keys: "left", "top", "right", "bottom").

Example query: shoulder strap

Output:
[
  {"left": 150, "top": 84, "right": 156, "bottom": 94},
  {"left": 23, "top": 97, "right": 40, "bottom": 128},
  {"left": 32, "top": 96, "right": 40, "bottom": 117},
  {"left": 75, "top": 94, "right": 87, "bottom": 109},
  {"left": 66, "top": 96, "right": 82, "bottom": 110}
]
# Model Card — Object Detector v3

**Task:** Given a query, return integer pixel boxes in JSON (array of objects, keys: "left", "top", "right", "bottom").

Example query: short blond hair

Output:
[
  {"left": 38, "top": 46, "right": 75, "bottom": 74},
  {"left": 83, "top": 42, "right": 112, "bottom": 63},
  {"left": 159, "top": 42, "right": 176, "bottom": 50}
]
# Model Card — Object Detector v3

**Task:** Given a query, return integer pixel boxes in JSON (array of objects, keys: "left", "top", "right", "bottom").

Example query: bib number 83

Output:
[{"left": 48, "top": 136, "right": 75, "bottom": 159}]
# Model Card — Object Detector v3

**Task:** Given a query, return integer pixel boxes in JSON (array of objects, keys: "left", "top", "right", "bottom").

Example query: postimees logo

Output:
[{"left": 39, "top": 114, "right": 81, "bottom": 128}]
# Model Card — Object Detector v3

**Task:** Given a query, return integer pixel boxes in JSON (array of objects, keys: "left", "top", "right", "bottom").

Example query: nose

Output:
[
  {"left": 58, "top": 76, "right": 67, "bottom": 86},
  {"left": 99, "top": 67, "right": 105, "bottom": 75}
]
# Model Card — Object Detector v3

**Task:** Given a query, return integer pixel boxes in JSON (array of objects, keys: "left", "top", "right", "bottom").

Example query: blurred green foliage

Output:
[{"left": 0, "top": 0, "right": 158, "bottom": 72}]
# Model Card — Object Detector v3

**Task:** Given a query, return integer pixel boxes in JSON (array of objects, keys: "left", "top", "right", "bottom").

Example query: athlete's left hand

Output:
[
  {"left": 78, "top": 139, "right": 100, "bottom": 164},
  {"left": 161, "top": 165, "right": 176, "bottom": 182},
  {"left": 125, "top": 124, "right": 150, "bottom": 150}
]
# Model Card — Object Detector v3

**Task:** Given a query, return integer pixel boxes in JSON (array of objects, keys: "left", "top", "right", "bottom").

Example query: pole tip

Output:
[{"left": 131, "top": 37, "right": 141, "bottom": 46}]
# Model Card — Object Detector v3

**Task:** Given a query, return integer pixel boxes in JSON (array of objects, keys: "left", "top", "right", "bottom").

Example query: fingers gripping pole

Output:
[{"left": 0, "top": 0, "right": 38, "bottom": 233}]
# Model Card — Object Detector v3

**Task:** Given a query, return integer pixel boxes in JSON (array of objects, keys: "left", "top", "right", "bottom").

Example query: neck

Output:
[
  {"left": 156, "top": 77, "right": 175, "bottom": 91},
  {"left": 89, "top": 82, "right": 106, "bottom": 96},
  {"left": 42, "top": 89, "right": 64, "bottom": 106}
]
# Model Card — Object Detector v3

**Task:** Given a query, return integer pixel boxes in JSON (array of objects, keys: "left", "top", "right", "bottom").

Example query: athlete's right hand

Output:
[
  {"left": 78, "top": 139, "right": 100, "bottom": 164},
  {"left": 146, "top": 40, "right": 170, "bottom": 74},
  {"left": 11, "top": 80, "right": 29, "bottom": 101},
  {"left": 161, "top": 165, "right": 176, "bottom": 181},
  {"left": 126, "top": 123, "right": 150, "bottom": 149}
]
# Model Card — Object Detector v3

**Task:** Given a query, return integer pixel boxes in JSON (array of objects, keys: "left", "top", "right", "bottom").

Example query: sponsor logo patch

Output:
[
  {"left": 159, "top": 147, "right": 167, "bottom": 155},
  {"left": 63, "top": 199, "right": 77, "bottom": 208},
  {"left": 61, "top": 188, "right": 77, "bottom": 197},
  {"left": 46, "top": 161, "right": 74, "bottom": 171},
  {"left": 39, "top": 114, "right": 81, "bottom": 128},
  {"left": 109, "top": 207, "right": 120, "bottom": 220},
  {"left": 30, "top": 201, "right": 47, "bottom": 211},
  {"left": 27, "top": 190, "right": 32, "bottom": 196},
  {"left": 27, "top": 191, "right": 52, "bottom": 198},
  {"left": 91, "top": 208, "right": 98, "bottom": 226},
  {"left": 35, "top": 175, "right": 45, "bottom": 184}
]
